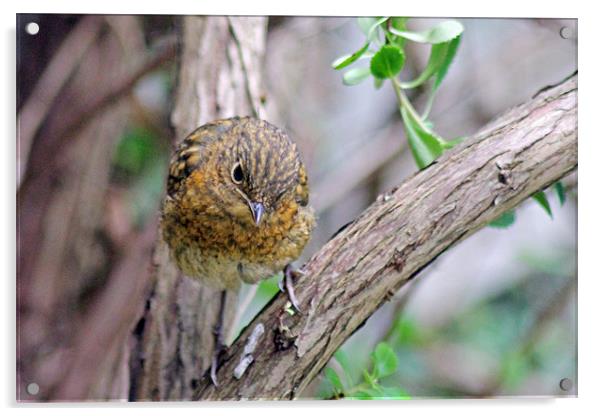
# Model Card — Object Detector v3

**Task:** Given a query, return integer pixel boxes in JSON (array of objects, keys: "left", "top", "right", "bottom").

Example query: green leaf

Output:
[
  {"left": 357, "top": 17, "right": 389, "bottom": 42},
  {"left": 554, "top": 181, "right": 566, "bottom": 205},
  {"left": 500, "top": 351, "right": 530, "bottom": 388},
  {"left": 370, "top": 45, "right": 405, "bottom": 79},
  {"left": 423, "top": 119, "right": 435, "bottom": 131},
  {"left": 396, "top": 317, "right": 422, "bottom": 346},
  {"left": 389, "top": 20, "right": 464, "bottom": 44},
  {"left": 489, "top": 210, "right": 516, "bottom": 228},
  {"left": 331, "top": 42, "right": 370, "bottom": 70},
  {"left": 371, "top": 343, "right": 398, "bottom": 379},
  {"left": 433, "top": 34, "right": 461, "bottom": 89},
  {"left": 533, "top": 191, "right": 553, "bottom": 218},
  {"left": 401, "top": 107, "right": 444, "bottom": 169},
  {"left": 421, "top": 35, "right": 462, "bottom": 118},
  {"left": 342, "top": 67, "right": 371, "bottom": 85},
  {"left": 113, "top": 126, "right": 159, "bottom": 177},
  {"left": 390, "top": 17, "right": 409, "bottom": 31},
  {"left": 324, "top": 368, "right": 344, "bottom": 393},
  {"left": 374, "top": 77, "right": 384, "bottom": 89}
]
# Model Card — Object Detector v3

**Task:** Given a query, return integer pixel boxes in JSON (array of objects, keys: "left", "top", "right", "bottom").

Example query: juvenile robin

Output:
[{"left": 160, "top": 116, "right": 315, "bottom": 385}]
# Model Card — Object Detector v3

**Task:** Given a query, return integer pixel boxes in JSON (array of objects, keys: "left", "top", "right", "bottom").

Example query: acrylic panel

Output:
[{"left": 16, "top": 14, "right": 577, "bottom": 402}]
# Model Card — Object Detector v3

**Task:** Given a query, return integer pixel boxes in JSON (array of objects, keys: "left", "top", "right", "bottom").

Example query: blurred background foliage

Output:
[{"left": 17, "top": 15, "right": 577, "bottom": 399}]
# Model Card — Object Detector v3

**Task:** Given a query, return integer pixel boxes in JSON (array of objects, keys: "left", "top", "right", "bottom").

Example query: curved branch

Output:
[{"left": 194, "top": 75, "right": 577, "bottom": 400}]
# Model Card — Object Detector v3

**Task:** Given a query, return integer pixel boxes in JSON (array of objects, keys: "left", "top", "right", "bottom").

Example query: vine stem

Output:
[{"left": 391, "top": 78, "right": 431, "bottom": 133}]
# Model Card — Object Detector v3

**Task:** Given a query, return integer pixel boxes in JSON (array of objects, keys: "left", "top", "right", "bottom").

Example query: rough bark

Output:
[
  {"left": 129, "top": 16, "right": 269, "bottom": 401},
  {"left": 192, "top": 75, "right": 577, "bottom": 400}
]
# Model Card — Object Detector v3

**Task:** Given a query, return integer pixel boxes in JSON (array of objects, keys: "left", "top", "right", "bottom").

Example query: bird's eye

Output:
[{"left": 231, "top": 162, "right": 244, "bottom": 184}]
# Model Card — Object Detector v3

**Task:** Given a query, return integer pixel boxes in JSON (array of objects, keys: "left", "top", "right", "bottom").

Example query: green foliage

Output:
[
  {"left": 332, "top": 17, "right": 463, "bottom": 170},
  {"left": 490, "top": 210, "right": 517, "bottom": 228},
  {"left": 370, "top": 45, "right": 405, "bottom": 79},
  {"left": 334, "top": 18, "right": 569, "bottom": 229},
  {"left": 112, "top": 125, "right": 169, "bottom": 226},
  {"left": 324, "top": 367, "right": 344, "bottom": 395},
  {"left": 388, "top": 20, "right": 464, "bottom": 44},
  {"left": 113, "top": 126, "right": 159, "bottom": 177},
  {"left": 399, "top": 42, "right": 452, "bottom": 89},
  {"left": 322, "top": 342, "right": 410, "bottom": 400},
  {"left": 532, "top": 191, "right": 553, "bottom": 218},
  {"left": 357, "top": 17, "right": 389, "bottom": 41},
  {"left": 342, "top": 67, "right": 371, "bottom": 86},
  {"left": 491, "top": 186, "right": 562, "bottom": 228},
  {"left": 518, "top": 248, "right": 575, "bottom": 277},
  {"left": 371, "top": 343, "right": 398, "bottom": 378},
  {"left": 321, "top": 257, "right": 574, "bottom": 398},
  {"left": 554, "top": 181, "right": 566, "bottom": 205},
  {"left": 401, "top": 107, "right": 444, "bottom": 169},
  {"left": 395, "top": 317, "right": 426, "bottom": 346},
  {"left": 433, "top": 35, "right": 462, "bottom": 90},
  {"left": 325, "top": 21, "right": 575, "bottom": 397},
  {"left": 332, "top": 43, "right": 370, "bottom": 70}
]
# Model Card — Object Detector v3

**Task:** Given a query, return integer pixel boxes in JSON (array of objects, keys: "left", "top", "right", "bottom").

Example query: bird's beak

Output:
[{"left": 249, "top": 201, "right": 265, "bottom": 226}]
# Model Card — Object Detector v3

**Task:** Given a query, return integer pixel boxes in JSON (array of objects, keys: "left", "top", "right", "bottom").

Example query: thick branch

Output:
[{"left": 195, "top": 75, "right": 577, "bottom": 400}]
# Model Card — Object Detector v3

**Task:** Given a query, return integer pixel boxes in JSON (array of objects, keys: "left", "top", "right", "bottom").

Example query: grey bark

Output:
[
  {"left": 192, "top": 75, "right": 577, "bottom": 400},
  {"left": 130, "top": 16, "right": 269, "bottom": 401}
]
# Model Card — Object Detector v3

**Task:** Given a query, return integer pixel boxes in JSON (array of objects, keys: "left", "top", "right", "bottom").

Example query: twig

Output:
[
  {"left": 18, "top": 37, "right": 177, "bottom": 191},
  {"left": 17, "top": 16, "right": 104, "bottom": 187}
]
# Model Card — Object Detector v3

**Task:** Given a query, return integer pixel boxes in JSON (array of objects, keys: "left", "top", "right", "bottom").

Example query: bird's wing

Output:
[
  {"left": 166, "top": 132, "right": 205, "bottom": 197},
  {"left": 166, "top": 119, "right": 240, "bottom": 197},
  {"left": 296, "top": 164, "right": 310, "bottom": 207}
]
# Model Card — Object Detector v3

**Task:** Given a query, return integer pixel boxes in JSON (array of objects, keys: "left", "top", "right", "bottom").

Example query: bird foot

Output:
[
  {"left": 279, "top": 264, "right": 305, "bottom": 313},
  {"left": 210, "top": 290, "right": 227, "bottom": 387},
  {"left": 210, "top": 344, "right": 224, "bottom": 387}
]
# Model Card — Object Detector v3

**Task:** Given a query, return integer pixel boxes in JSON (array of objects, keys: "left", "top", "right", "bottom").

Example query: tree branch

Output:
[
  {"left": 17, "top": 16, "right": 103, "bottom": 187},
  {"left": 18, "top": 33, "right": 177, "bottom": 191},
  {"left": 194, "top": 75, "right": 577, "bottom": 400}
]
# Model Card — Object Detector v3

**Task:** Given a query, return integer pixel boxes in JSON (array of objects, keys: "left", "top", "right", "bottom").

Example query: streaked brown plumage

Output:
[{"left": 161, "top": 116, "right": 315, "bottom": 292}]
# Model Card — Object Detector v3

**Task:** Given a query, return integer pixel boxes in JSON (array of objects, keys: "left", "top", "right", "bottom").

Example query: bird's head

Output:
[
  {"left": 168, "top": 117, "right": 304, "bottom": 228},
  {"left": 215, "top": 118, "right": 302, "bottom": 226}
]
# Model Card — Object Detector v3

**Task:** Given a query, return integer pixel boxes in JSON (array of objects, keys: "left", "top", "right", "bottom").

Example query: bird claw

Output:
[
  {"left": 209, "top": 291, "right": 227, "bottom": 387},
  {"left": 281, "top": 265, "right": 305, "bottom": 313},
  {"left": 210, "top": 349, "right": 220, "bottom": 387},
  {"left": 210, "top": 336, "right": 226, "bottom": 387}
]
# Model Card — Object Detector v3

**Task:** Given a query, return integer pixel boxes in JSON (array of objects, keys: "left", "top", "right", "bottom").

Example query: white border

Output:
[{"left": 3, "top": 1, "right": 599, "bottom": 415}]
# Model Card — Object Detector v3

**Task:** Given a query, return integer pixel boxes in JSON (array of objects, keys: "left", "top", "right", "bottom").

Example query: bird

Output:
[{"left": 160, "top": 116, "right": 315, "bottom": 386}]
